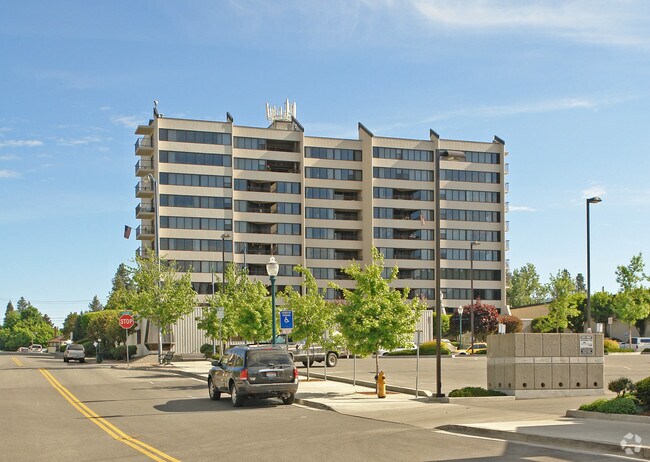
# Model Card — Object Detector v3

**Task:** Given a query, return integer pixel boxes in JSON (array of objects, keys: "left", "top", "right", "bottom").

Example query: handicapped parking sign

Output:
[{"left": 280, "top": 310, "right": 293, "bottom": 332}]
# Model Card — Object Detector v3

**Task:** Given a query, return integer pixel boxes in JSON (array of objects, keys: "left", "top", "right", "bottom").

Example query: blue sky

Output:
[{"left": 2, "top": 1, "right": 649, "bottom": 326}]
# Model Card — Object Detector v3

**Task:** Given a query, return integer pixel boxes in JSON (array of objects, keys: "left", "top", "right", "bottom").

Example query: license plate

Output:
[{"left": 266, "top": 371, "right": 277, "bottom": 378}]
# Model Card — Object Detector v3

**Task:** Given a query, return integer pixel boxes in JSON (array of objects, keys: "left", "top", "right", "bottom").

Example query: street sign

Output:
[
  {"left": 217, "top": 307, "right": 225, "bottom": 320},
  {"left": 119, "top": 313, "right": 135, "bottom": 330},
  {"left": 280, "top": 310, "right": 293, "bottom": 330},
  {"left": 579, "top": 334, "right": 594, "bottom": 356}
]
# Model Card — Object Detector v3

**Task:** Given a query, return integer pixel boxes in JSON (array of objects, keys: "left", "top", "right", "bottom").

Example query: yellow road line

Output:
[
  {"left": 12, "top": 357, "right": 23, "bottom": 367},
  {"left": 39, "top": 369, "right": 180, "bottom": 462}
]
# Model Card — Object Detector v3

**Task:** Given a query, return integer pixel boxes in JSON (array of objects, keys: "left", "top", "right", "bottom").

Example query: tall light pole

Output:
[
  {"left": 470, "top": 240, "right": 480, "bottom": 350},
  {"left": 435, "top": 149, "right": 465, "bottom": 397},
  {"left": 266, "top": 256, "right": 279, "bottom": 345},
  {"left": 586, "top": 196, "right": 602, "bottom": 333},
  {"left": 457, "top": 305, "right": 464, "bottom": 348},
  {"left": 221, "top": 232, "right": 231, "bottom": 292},
  {"left": 146, "top": 172, "right": 163, "bottom": 364}
]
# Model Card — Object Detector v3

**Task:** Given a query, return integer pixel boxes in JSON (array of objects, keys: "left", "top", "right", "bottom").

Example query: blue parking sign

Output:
[{"left": 280, "top": 310, "right": 293, "bottom": 329}]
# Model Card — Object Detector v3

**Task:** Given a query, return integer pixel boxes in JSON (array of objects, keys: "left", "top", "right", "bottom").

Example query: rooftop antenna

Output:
[
  {"left": 153, "top": 100, "right": 163, "bottom": 118},
  {"left": 266, "top": 99, "right": 297, "bottom": 123}
]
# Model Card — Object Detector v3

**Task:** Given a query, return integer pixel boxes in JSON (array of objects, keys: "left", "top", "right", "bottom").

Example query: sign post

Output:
[
  {"left": 119, "top": 311, "right": 135, "bottom": 367},
  {"left": 280, "top": 310, "right": 293, "bottom": 351},
  {"left": 217, "top": 307, "right": 225, "bottom": 356}
]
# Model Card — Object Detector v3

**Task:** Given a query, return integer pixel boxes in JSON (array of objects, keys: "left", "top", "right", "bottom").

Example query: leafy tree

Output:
[
  {"left": 88, "top": 295, "right": 104, "bottom": 312},
  {"left": 616, "top": 253, "right": 647, "bottom": 291},
  {"left": 16, "top": 297, "right": 32, "bottom": 312},
  {"left": 0, "top": 301, "right": 55, "bottom": 349},
  {"left": 131, "top": 250, "right": 197, "bottom": 361},
  {"left": 331, "top": 248, "right": 426, "bottom": 376},
  {"left": 105, "top": 264, "right": 136, "bottom": 312},
  {"left": 73, "top": 312, "right": 89, "bottom": 342},
  {"left": 591, "top": 291, "right": 615, "bottom": 323},
  {"left": 531, "top": 315, "right": 554, "bottom": 333},
  {"left": 613, "top": 254, "right": 650, "bottom": 344},
  {"left": 546, "top": 269, "right": 580, "bottom": 332},
  {"left": 506, "top": 263, "right": 547, "bottom": 308},
  {"left": 448, "top": 301, "right": 500, "bottom": 339},
  {"left": 84, "top": 310, "right": 124, "bottom": 347},
  {"left": 498, "top": 315, "right": 523, "bottom": 333},
  {"left": 575, "top": 273, "right": 586, "bottom": 293},
  {"left": 62, "top": 312, "right": 79, "bottom": 339},
  {"left": 567, "top": 292, "right": 586, "bottom": 332},
  {"left": 3, "top": 301, "right": 15, "bottom": 327}
]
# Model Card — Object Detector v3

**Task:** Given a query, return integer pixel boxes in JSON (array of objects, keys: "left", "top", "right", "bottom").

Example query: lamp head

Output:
[
  {"left": 221, "top": 232, "right": 231, "bottom": 239},
  {"left": 587, "top": 196, "right": 602, "bottom": 204},
  {"left": 458, "top": 305, "right": 464, "bottom": 315},
  {"left": 145, "top": 173, "right": 156, "bottom": 183},
  {"left": 266, "top": 256, "right": 279, "bottom": 277}
]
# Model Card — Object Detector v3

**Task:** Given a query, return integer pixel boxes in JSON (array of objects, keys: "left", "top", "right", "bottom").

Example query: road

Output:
[{"left": 0, "top": 352, "right": 634, "bottom": 461}]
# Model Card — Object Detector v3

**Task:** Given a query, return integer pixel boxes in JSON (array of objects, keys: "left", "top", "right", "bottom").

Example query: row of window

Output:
[
  {"left": 373, "top": 147, "right": 433, "bottom": 162},
  {"left": 381, "top": 268, "right": 434, "bottom": 280},
  {"left": 234, "top": 179, "right": 300, "bottom": 194},
  {"left": 160, "top": 195, "right": 231, "bottom": 210},
  {"left": 160, "top": 172, "right": 231, "bottom": 189},
  {"left": 311, "top": 268, "right": 351, "bottom": 280},
  {"left": 233, "top": 243, "right": 302, "bottom": 256},
  {"left": 305, "top": 188, "right": 359, "bottom": 201},
  {"left": 234, "top": 137, "right": 300, "bottom": 153},
  {"left": 373, "top": 167, "right": 433, "bottom": 182},
  {"left": 235, "top": 158, "right": 301, "bottom": 173},
  {"left": 160, "top": 238, "right": 232, "bottom": 252},
  {"left": 441, "top": 268, "right": 502, "bottom": 281},
  {"left": 373, "top": 208, "right": 433, "bottom": 221},
  {"left": 374, "top": 228, "right": 434, "bottom": 240},
  {"left": 379, "top": 248, "right": 435, "bottom": 260},
  {"left": 442, "top": 288, "right": 502, "bottom": 301},
  {"left": 305, "top": 208, "right": 360, "bottom": 220},
  {"left": 160, "top": 216, "right": 232, "bottom": 231},
  {"left": 373, "top": 187, "right": 433, "bottom": 201},
  {"left": 306, "top": 228, "right": 360, "bottom": 240},
  {"left": 440, "top": 189, "right": 500, "bottom": 203},
  {"left": 160, "top": 129, "right": 231, "bottom": 146},
  {"left": 441, "top": 229, "right": 501, "bottom": 242},
  {"left": 464, "top": 151, "right": 500, "bottom": 164},
  {"left": 160, "top": 150, "right": 231, "bottom": 167},
  {"left": 305, "top": 147, "right": 362, "bottom": 161},
  {"left": 440, "top": 249, "right": 501, "bottom": 261},
  {"left": 235, "top": 222, "right": 301, "bottom": 235},
  {"left": 441, "top": 209, "right": 500, "bottom": 222},
  {"left": 440, "top": 169, "right": 500, "bottom": 184},
  {"left": 305, "top": 167, "right": 362, "bottom": 181},
  {"left": 306, "top": 248, "right": 360, "bottom": 260},
  {"left": 234, "top": 201, "right": 301, "bottom": 215}
]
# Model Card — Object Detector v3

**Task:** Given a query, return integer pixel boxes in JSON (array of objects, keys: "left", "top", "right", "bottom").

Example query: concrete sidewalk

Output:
[{"left": 127, "top": 359, "right": 650, "bottom": 459}]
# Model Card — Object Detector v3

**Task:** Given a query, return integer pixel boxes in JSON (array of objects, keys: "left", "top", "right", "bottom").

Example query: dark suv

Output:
[{"left": 208, "top": 345, "right": 299, "bottom": 407}]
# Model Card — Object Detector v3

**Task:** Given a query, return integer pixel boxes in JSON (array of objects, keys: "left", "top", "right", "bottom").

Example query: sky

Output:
[{"left": 1, "top": 1, "right": 650, "bottom": 327}]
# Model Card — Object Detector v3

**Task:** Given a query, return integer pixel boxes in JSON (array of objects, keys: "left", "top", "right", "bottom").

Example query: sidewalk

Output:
[{"left": 129, "top": 359, "right": 650, "bottom": 459}]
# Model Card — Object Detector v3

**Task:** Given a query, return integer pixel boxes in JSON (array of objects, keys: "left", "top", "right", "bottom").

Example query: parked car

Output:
[
  {"left": 63, "top": 344, "right": 85, "bottom": 363},
  {"left": 619, "top": 337, "right": 650, "bottom": 352},
  {"left": 456, "top": 342, "right": 488, "bottom": 356},
  {"left": 18, "top": 346, "right": 29, "bottom": 353},
  {"left": 208, "top": 345, "right": 299, "bottom": 407},
  {"left": 272, "top": 334, "right": 339, "bottom": 368},
  {"left": 28, "top": 344, "right": 43, "bottom": 353}
]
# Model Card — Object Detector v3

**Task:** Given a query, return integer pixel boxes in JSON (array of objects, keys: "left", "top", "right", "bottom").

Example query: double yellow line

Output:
[
  {"left": 12, "top": 357, "right": 24, "bottom": 366},
  {"left": 39, "top": 369, "right": 179, "bottom": 462}
]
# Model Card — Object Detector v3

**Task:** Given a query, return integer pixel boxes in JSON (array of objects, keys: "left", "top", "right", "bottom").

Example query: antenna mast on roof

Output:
[{"left": 266, "top": 99, "right": 297, "bottom": 123}]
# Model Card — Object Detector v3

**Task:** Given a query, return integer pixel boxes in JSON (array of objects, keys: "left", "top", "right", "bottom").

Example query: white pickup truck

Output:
[{"left": 273, "top": 334, "right": 339, "bottom": 368}]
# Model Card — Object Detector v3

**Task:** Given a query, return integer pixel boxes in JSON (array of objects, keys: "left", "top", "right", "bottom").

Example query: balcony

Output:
[
  {"left": 334, "top": 230, "right": 360, "bottom": 241},
  {"left": 504, "top": 162, "right": 509, "bottom": 174},
  {"left": 504, "top": 182, "right": 509, "bottom": 194},
  {"left": 505, "top": 202, "right": 510, "bottom": 213},
  {"left": 333, "top": 210, "right": 360, "bottom": 221},
  {"left": 135, "top": 122, "right": 154, "bottom": 135},
  {"left": 135, "top": 137, "right": 154, "bottom": 156},
  {"left": 135, "top": 159, "right": 153, "bottom": 176},
  {"left": 136, "top": 225, "right": 155, "bottom": 240},
  {"left": 135, "top": 203, "right": 155, "bottom": 219},
  {"left": 135, "top": 181, "right": 154, "bottom": 198}
]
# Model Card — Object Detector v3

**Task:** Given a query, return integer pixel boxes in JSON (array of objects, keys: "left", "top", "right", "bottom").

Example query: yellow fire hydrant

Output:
[{"left": 376, "top": 371, "right": 387, "bottom": 398}]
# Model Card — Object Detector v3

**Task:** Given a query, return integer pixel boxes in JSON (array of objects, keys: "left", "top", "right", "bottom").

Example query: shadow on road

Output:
[{"left": 154, "top": 397, "right": 287, "bottom": 413}]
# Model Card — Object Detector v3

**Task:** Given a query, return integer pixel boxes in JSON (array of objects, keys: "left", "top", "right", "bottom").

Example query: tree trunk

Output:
[{"left": 375, "top": 352, "right": 379, "bottom": 393}]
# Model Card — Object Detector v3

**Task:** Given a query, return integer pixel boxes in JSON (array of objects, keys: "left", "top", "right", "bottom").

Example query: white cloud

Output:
[
  {"left": 111, "top": 115, "right": 142, "bottom": 128},
  {"left": 0, "top": 154, "right": 18, "bottom": 161},
  {"left": 581, "top": 185, "right": 607, "bottom": 199},
  {"left": 0, "top": 169, "right": 19, "bottom": 178},
  {"left": 0, "top": 139, "right": 44, "bottom": 148},
  {"left": 55, "top": 136, "right": 109, "bottom": 147},
  {"left": 509, "top": 205, "right": 537, "bottom": 212}
]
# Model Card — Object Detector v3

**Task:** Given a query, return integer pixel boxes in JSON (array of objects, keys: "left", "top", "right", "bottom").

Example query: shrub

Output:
[
  {"left": 200, "top": 343, "right": 213, "bottom": 358},
  {"left": 579, "top": 396, "right": 638, "bottom": 414},
  {"left": 608, "top": 377, "right": 635, "bottom": 397},
  {"left": 635, "top": 377, "right": 650, "bottom": 408},
  {"left": 449, "top": 387, "right": 506, "bottom": 397},
  {"left": 579, "top": 398, "right": 608, "bottom": 412},
  {"left": 59, "top": 344, "right": 67, "bottom": 353},
  {"left": 642, "top": 348, "right": 650, "bottom": 354},
  {"left": 112, "top": 345, "right": 137, "bottom": 360},
  {"left": 604, "top": 339, "right": 620, "bottom": 353},
  {"left": 81, "top": 340, "right": 96, "bottom": 357},
  {"left": 498, "top": 315, "right": 523, "bottom": 333},
  {"left": 418, "top": 340, "right": 451, "bottom": 355},
  {"left": 531, "top": 315, "right": 554, "bottom": 333}
]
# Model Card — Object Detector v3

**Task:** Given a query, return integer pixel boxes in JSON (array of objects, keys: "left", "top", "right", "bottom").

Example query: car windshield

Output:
[
  {"left": 69, "top": 344, "right": 84, "bottom": 350},
  {"left": 247, "top": 350, "right": 292, "bottom": 367}
]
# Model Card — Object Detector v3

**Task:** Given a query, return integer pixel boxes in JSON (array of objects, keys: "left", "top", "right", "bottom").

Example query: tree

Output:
[
  {"left": 16, "top": 297, "right": 32, "bottom": 312},
  {"left": 0, "top": 301, "right": 56, "bottom": 350},
  {"left": 3, "top": 301, "right": 19, "bottom": 329},
  {"left": 3, "top": 301, "right": 15, "bottom": 326},
  {"left": 613, "top": 254, "right": 650, "bottom": 344},
  {"left": 498, "top": 315, "right": 523, "bottom": 333},
  {"left": 84, "top": 310, "right": 124, "bottom": 347},
  {"left": 62, "top": 312, "right": 79, "bottom": 339},
  {"left": 105, "top": 264, "right": 136, "bottom": 312},
  {"left": 131, "top": 250, "right": 197, "bottom": 361},
  {"left": 281, "top": 266, "right": 340, "bottom": 375},
  {"left": 88, "top": 295, "right": 104, "bottom": 312},
  {"left": 546, "top": 269, "right": 580, "bottom": 332},
  {"left": 575, "top": 273, "right": 586, "bottom": 293},
  {"left": 331, "top": 248, "right": 426, "bottom": 377},
  {"left": 506, "top": 263, "right": 547, "bottom": 308},
  {"left": 591, "top": 291, "right": 615, "bottom": 323}
]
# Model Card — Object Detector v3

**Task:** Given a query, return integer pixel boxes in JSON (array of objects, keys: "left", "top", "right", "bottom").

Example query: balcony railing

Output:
[
  {"left": 135, "top": 159, "right": 153, "bottom": 175},
  {"left": 504, "top": 162, "right": 509, "bottom": 174},
  {"left": 135, "top": 137, "right": 153, "bottom": 155},
  {"left": 504, "top": 182, "right": 509, "bottom": 194},
  {"left": 136, "top": 225, "right": 155, "bottom": 239},
  {"left": 135, "top": 182, "right": 154, "bottom": 197},
  {"left": 135, "top": 204, "right": 155, "bottom": 217}
]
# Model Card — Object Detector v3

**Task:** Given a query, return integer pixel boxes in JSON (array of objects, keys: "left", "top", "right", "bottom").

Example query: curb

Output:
[
  {"left": 299, "top": 371, "right": 433, "bottom": 398},
  {"left": 567, "top": 409, "right": 650, "bottom": 424},
  {"left": 437, "top": 424, "right": 650, "bottom": 458}
]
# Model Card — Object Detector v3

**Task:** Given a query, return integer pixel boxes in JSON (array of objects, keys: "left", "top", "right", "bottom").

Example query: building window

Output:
[
  {"left": 373, "top": 167, "right": 433, "bottom": 182},
  {"left": 440, "top": 249, "right": 501, "bottom": 261},
  {"left": 373, "top": 187, "right": 433, "bottom": 201},
  {"left": 440, "top": 229, "right": 501, "bottom": 242},
  {"left": 306, "top": 188, "right": 359, "bottom": 201},
  {"left": 439, "top": 189, "right": 500, "bottom": 203},
  {"left": 160, "top": 150, "right": 231, "bottom": 167},
  {"left": 160, "top": 238, "right": 232, "bottom": 252},
  {"left": 373, "top": 147, "right": 433, "bottom": 162},
  {"left": 440, "top": 209, "right": 500, "bottom": 223},
  {"left": 305, "top": 167, "right": 362, "bottom": 181},
  {"left": 439, "top": 169, "right": 500, "bottom": 184},
  {"left": 160, "top": 172, "right": 231, "bottom": 188},
  {"left": 305, "top": 147, "right": 362, "bottom": 161},
  {"left": 234, "top": 179, "right": 300, "bottom": 194},
  {"left": 378, "top": 248, "right": 435, "bottom": 260},
  {"left": 160, "top": 194, "right": 231, "bottom": 210},
  {"left": 161, "top": 216, "right": 232, "bottom": 231},
  {"left": 374, "top": 228, "right": 434, "bottom": 240},
  {"left": 234, "top": 158, "right": 300, "bottom": 174},
  {"left": 159, "top": 129, "right": 231, "bottom": 146},
  {"left": 234, "top": 201, "right": 300, "bottom": 215},
  {"left": 441, "top": 268, "right": 501, "bottom": 281},
  {"left": 442, "top": 288, "right": 502, "bottom": 300},
  {"left": 463, "top": 151, "right": 500, "bottom": 164},
  {"left": 234, "top": 137, "right": 300, "bottom": 153},
  {"left": 373, "top": 208, "right": 433, "bottom": 221},
  {"left": 235, "top": 222, "right": 301, "bottom": 235}
]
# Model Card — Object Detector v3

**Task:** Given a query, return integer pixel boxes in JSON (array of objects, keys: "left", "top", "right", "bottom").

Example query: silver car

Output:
[{"left": 63, "top": 344, "right": 85, "bottom": 363}]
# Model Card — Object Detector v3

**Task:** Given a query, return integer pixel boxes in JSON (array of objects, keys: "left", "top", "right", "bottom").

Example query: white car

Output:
[{"left": 29, "top": 344, "right": 43, "bottom": 353}]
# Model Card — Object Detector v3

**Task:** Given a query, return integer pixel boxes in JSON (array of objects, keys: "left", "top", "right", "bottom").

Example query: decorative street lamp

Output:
[
  {"left": 435, "top": 149, "right": 466, "bottom": 398},
  {"left": 470, "top": 240, "right": 480, "bottom": 350},
  {"left": 221, "top": 232, "right": 231, "bottom": 292},
  {"left": 146, "top": 172, "right": 163, "bottom": 364},
  {"left": 586, "top": 196, "right": 602, "bottom": 333},
  {"left": 266, "top": 256, "right": 279, "bottom": 345},
  {"left": 457, "top": 305, "right": 464, "bottom": 349}
]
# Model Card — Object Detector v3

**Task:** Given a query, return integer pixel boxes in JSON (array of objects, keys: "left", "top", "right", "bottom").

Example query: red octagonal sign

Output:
[{"left": 119, "top": 314, "right": 135, "bottom": 329}]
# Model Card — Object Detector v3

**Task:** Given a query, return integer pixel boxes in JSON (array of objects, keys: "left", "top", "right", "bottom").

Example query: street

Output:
[{"left": 0, "top": 352, "right": 638, "bottom": 461}]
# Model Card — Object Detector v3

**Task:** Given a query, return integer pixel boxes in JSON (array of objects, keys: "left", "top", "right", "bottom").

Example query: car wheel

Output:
[
  {"left": 208, "top": 378, "right": 221, "bottom": 401},
  {"left": 80, "top": 358, "right": 85, "bottom": 363},
  {"left": 326, "top": 352, "right": 338, "bottom": 368},
  {"left": 63, "top": 357, "right": 68, "bottom": 363},
  {"left": 302, "top": 360, "right": 314, "bottom": 367},
  {"left": 230, "top": 383, "right": 244, "bottom": 407},
  {"left": 282, "top": 393, "right": 295, "bottom": 405}
]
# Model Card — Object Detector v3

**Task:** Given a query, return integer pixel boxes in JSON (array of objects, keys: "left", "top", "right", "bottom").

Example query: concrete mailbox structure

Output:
[{"left": 487, "top": 333, "right": 604, "bottom": 398}]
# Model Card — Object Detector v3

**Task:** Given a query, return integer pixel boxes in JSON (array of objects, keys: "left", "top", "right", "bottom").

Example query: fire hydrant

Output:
[{"left": 375, "top": 371, "right": 387, "bottom": 398}]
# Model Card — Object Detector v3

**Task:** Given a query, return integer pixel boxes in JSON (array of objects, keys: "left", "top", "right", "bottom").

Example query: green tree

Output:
[
  {"left": 331, "top": 248, "right": 426, "bottom": 376},
  {"left": 3, "top": 301, "right": 19, "bottom": 330},
  {"left": 84, "top": 310, "right": 124, "bottom": 347},
  {"left": 613, "top": 254, "right": 650, "bottom": 344},
  {"left": 507, "top": 263, "right": 547, "bottom": 308},
  {"left": 16, "top": 297, "right": 32, "bottom": 312},
  {"left": 575, "top": 273, "right": 586, "bottom": 293},
  {"left": 3, "top": 301, "right": 15, "bottom": 326},
  {"left": 62, "top": 312, "right": 79, "bottom": 339},
  {"left": 591, "top": 291, "right": 615, "bottom": 323},
  {"left": 88, "top": 295, "right": 104, "bottom": 312},
  {"left": 105, "top": 264, "right": 136, "bottom": 312},
  {"left": 281, "top": 266, "right": 340, "bottom": 373},
  {"left": 131, "top": 250, "right": 197, "bottom": 361},
  {"left": 546, "top": 269, "right": 580, "bottom": 332}
]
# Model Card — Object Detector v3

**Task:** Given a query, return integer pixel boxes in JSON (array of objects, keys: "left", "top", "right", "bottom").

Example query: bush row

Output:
[
  {"left": 579, "top": 376, "right": 650, "bottom": 415},
  {"left": 59, "top": 341, "right": 136, "bottom": 360}
]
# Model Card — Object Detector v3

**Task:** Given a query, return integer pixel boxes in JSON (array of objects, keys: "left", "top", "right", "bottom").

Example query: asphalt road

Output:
[{"left": 0, "top": 352, "right": 633, "bottom": 461}]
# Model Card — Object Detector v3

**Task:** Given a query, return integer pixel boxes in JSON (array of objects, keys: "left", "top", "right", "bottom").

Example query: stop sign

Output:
[{"left": 119, "top": 313, "right": 135, "bottom": 329}]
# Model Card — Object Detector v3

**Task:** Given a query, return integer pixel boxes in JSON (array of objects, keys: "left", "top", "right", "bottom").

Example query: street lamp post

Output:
[
  {"left": 457, "top": 305, "right": 464, "bottom": 348},
  {"left": 146, "top": 172, "right": 163, "bottom": 364},
  {"left": 221, "top": 232, "right": 231, "bottom": 292},
  {"left": 435, "top": 149, "right": 466, "bottom": 398},
  {"left": 586, "top": 196, "right": 602, "bottom": 333},
  {"left": 266, "top": 256, "right": 279, "bottom": 345},
  {"left": 470, "top": 240, "right": 480, "bottom": 350}
]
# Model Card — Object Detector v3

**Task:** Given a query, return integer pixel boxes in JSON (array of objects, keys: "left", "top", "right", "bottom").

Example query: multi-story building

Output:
[{"left": 134, "top": 102, "right": 509, "bottom": 348}]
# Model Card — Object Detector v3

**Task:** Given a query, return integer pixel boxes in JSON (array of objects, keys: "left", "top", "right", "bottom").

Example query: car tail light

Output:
[
  {"left": 240, "top": 369, "right": 249, "bottom": 380},
  {"left": 293, "top": 367, "right": 299, "bottom": 379}
]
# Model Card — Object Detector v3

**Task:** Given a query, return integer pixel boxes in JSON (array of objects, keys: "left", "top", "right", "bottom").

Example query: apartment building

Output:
[{"left": 134, "top": 103, "right": 509, "bottom": 322}]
